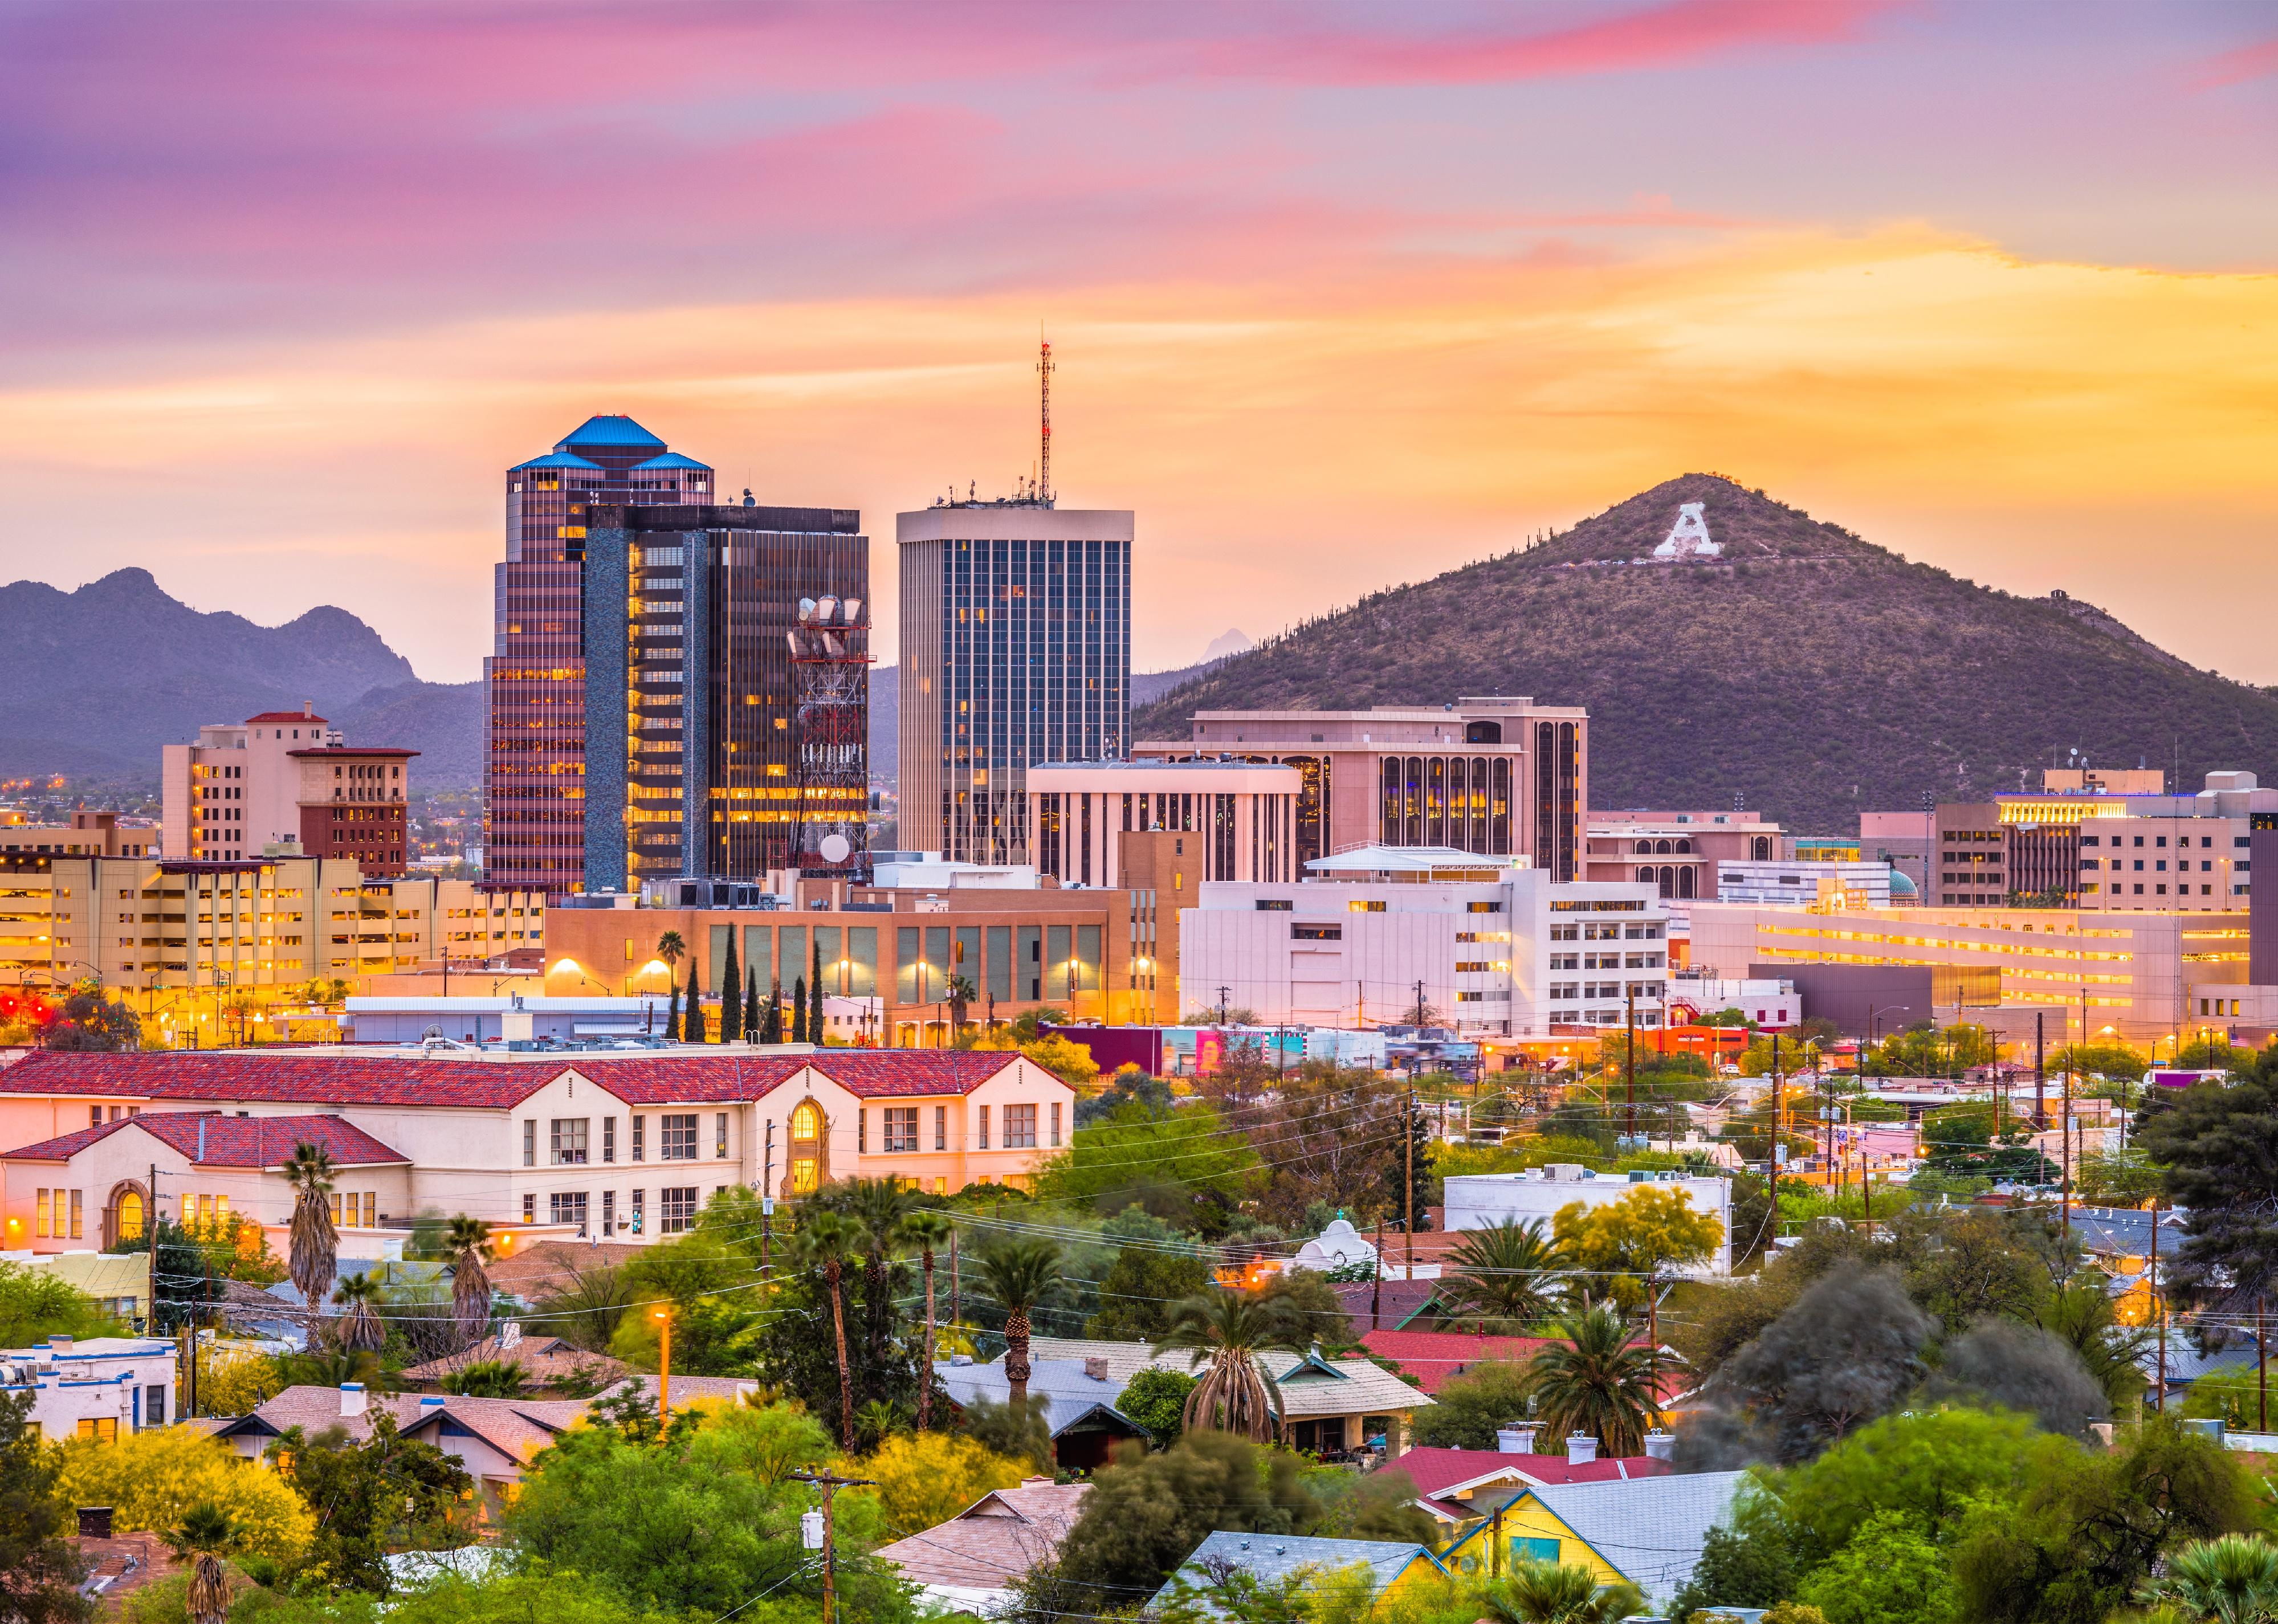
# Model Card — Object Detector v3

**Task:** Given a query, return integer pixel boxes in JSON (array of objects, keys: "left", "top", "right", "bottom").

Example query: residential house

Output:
[
  {"left": 1149, "top": 1532, "right": 1448, "bottom": 1616},
  {"left": 1381, "top": 1441, "right": 1674, "bottom": 1529},
  {"left": 931, "top": 1357, "right": 1150, "bottom": 1471},
  {"left": 398, "top": 1324, "right": 628, "bottom": 1392},
  {"left": 1, "top": 1333, "right": 177, "bottom": 1441},
  {"left": 1440, "top": 1470, "right": 1749, "bottom": 1607},
  {"left": 874, "top": 1478, "right": 1090, "bottom": 1615},
  {"left": 1356, "top": 1330, "right": 1551, "bottom": 1396},
  {"left": 1016, "top": 1336, "right": 1435, "bottom": 1458}
]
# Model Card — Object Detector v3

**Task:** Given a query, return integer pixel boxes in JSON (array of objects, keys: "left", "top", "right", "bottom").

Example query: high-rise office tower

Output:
[
  {"left": 898, "top": 362, "right": 1131, "bottom": 864},
  {"left": 581, "top": 500, "right": 869, "bottom": 890},
  {"left": 484, "top": 416, "right": 713, "bottom": 889}
]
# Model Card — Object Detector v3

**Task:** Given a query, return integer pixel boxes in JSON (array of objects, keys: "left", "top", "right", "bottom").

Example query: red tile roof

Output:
[
  {"left": 1358, "top": 1330, "right": 1553, "bottom": 1394},
  {"left": 0, "top": 1049, "right": 1030, "bottom": 1111},
  {"left": 243, "top": 711, "right": 329, "bottom": 725},
  {"left": 3, "top": 1111, "right": 409, "bottom": 1168},
  {"left": 1378, "top": 1446, "right": 1674, "bottom": 1520}
]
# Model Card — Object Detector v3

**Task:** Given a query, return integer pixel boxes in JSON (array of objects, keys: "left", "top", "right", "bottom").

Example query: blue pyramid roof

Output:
[
  {"left": 632, "top": 452, "right": 712, "bottom": 472},
  {"left": 511, "top": 451, "right": 603, "bottom": 472},
  {"left": 558, "top": 414, "right": 666, "bottom": 450}
]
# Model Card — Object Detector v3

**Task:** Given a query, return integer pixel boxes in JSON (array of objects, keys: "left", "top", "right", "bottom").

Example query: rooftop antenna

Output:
[{"left": 1037, "top": 333, "right": 1054, "bottom": 507}]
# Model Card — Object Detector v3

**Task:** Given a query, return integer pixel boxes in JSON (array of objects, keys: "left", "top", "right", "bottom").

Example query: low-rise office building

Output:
[
  {"left": 1717, "top": 858, "right": 1896, "bottom": 910},
  {"left": 1582, "top": 810, "right": 1783, "bottom": 901},
  {"left": 1179, "top": 847, "right": 1668, "bottom": 1039},
  {"left": 1025, "top": 758, "right": 1302, "bottom": 888},
  {"left": 0, "top": 1046, "right": 1074, "bottom": 1250},
  {"left": 0, "top": 811, "right": 154, "bottom": 861},
  {"left": 1, "top": 1334, "right": 176, "bottom": 1441},
  {"left": 1933, "top": 770, "right": 2269, "bottom": 911}
]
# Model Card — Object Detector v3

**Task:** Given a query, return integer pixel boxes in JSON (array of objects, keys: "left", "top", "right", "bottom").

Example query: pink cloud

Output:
[
  {"left": 1154, "top": 0, "right": 1902, "bottom": 87},
  {"left": 2191, "top": 35, "right": 2278, "bottom": 89}
]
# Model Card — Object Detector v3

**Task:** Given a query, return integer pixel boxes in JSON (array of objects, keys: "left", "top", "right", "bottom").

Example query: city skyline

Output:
[{"left": 1, "top": 2, "right": 2274, "bottom": 684}]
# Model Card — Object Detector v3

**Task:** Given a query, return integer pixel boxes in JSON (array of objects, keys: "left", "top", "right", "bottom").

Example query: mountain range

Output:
[
  {"left": 1131, "top": 474, "right": 2278, "bottom": 831},
  {"left": 0, "top": 569, "right": 483, "bottom": 785}
]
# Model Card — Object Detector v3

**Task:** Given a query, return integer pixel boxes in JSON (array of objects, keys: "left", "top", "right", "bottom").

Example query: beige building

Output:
[
  {"left": 1688, "top": 899, "right": 2251, "bottom": 1045},
  {"left": 0, "top": 811, "right": 154, "bottom": 861},
  {"left": 1025, "top": 759, "right": 1302, "bottom": 889}
]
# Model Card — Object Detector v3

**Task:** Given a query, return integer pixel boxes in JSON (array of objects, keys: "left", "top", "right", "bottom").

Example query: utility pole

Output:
[
  {"left": 793, "top": 1468, "right": 876, "bottom": 1624},
  {"left": 2150, "top": 1201, "right": 2164, "bottom": 1411},
  {"left": 1404, "top": 1088, "right": 1416, "bottom": 1282},
  {"left": 146, "top": 1162, "right": 160, "bottom": 1337},
  {"left": 2260, "top": 1294, "right": 2268, "bottom": 1434},
  {"left": 1771, "top": 1033, "right": 1783, "bottom": 1175},
  {"left": 2061, "top": 1050, "right": 2074, "bottom": 1235},
  {"left": 761, "top": 1121, "right": 775, "bottom": 1274},
  {"left": 1370, "top": 1211, "right": 1385, "bottom": 1330},
  {"left": 1623, "top": 986, "right": 1637, "bottom": 1140},
  {"left": 948, "top": 1227, "right": 959, "bottom": 1328},
  {"left": 2034, "top": 1011, "right": 2046, "bottom": 1131}
]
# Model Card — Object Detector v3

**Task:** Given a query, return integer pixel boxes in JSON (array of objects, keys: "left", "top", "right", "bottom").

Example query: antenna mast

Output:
[{"left": 1037, "top": 336, "right": 1054, "bottom": 507}]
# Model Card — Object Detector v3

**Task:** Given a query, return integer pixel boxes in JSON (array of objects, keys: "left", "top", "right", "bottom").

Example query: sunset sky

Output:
[{"left": 3, "top": 1, "right": 2274, "bottom": 682}]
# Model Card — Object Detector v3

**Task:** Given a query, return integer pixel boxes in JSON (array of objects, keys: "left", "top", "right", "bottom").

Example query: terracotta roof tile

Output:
[
  {"left": 3, "top": 1111, "right": 408, "bottom": 1168},
  {"left": 0, "top": 1049, "right": 1030, "bottom": 1111},
  {"left": 398, "top": 1332, "right": 627, "bottom": 1388},
  {"left": 1356, "top": 1331, "right": 1553, "bottom": 1395}
]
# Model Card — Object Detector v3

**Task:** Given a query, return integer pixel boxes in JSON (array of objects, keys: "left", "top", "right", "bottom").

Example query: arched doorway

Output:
[
  {"left": 104, "top": 1181, "right": 149, "bottom": 1250},
  {"left": 1678, "top": 867, "right": 1697, "bottom": 899},
  {"left": 780, "top": 1098, "right": 831, "bottom": 1198}
]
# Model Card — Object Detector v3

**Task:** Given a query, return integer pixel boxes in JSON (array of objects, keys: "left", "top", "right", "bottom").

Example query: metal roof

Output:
[
  {"left": 510, "top": 451, "right": 603, "bottom": 472},
  {"left": 631, "top": 451, "right": 711, "bottom": 471},
  {"left": 558, "top": 415, "right": 665, "bottom": 449}
]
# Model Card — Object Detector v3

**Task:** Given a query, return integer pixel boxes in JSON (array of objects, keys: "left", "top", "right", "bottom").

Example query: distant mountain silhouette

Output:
[
  {"left": 1131, "top": 474, "right": 2278, "bottom": 830},
  {"left": 0, "top": 569, "right": 480, "bottom": 785}
]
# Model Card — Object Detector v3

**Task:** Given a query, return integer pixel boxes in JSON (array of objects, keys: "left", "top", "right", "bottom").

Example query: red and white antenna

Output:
[{"left": 1037, "top": 334, "right": 1054, "bottom": 506}]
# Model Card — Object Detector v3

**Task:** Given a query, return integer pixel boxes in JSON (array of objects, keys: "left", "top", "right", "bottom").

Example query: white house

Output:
[
  {"left": 2, "top": 1334, "right": 177, "bottom": 1441},
  {"left": 0, "top": 1048, "right": 1076, "bottom": 1252},
  {"left": 1442, "top": 1167, "right": 1733, "bottom": 1276}
]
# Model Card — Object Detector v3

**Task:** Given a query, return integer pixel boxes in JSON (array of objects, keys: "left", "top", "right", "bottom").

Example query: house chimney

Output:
[
  {"left": 303, "top": 700, "right": 313, "bottom": 719},
  {"left": 340, "top": 1382, "right": 366, "bottom": 1418},
  {"left": 1643, "top": 1430, "right": 1675, "bottom": 1462},
  {"left": 500, "top": 1321, "right": 523, "bottom": 1349},
  {"left": 418, "top": 1396, "right": 446, "bottom": 1411},
  {"left": 1566, "top": 1432, "right": 1598, "bottom": 1464},
  {"left": 1495, "top": 1425, "right": 1538, "bottom": 1455},
  {"left": 1083, "top": 1357, "right": 1109, "bottom": 1382}
]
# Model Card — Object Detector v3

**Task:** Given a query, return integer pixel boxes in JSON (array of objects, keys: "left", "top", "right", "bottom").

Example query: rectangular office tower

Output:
[
  {"left": 898, "top": 501, "right": 1133, "bottom": 864},
  {"left": 486, "top": 415, "right": 715, "bottom": 890},
  {"left": 581, "top": 502, "right": 869, "bottom": 891}
]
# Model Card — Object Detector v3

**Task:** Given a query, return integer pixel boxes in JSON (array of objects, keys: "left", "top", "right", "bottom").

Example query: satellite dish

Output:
[
  {"left": 840, "top": 597, "right": 862, "bottom": 624},
  {"left": 819, "top": 833, "right": 851, "bottom": 864},
  {"left": 797, "top": 597, "right": 817, "bottom": 624},
  {"left": 815, "top": 595, "right": 838, "bottom": 623}
]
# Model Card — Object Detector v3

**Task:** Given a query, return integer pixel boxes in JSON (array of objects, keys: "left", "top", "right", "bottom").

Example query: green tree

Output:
[
  {"left": 810, "top": 942, "right": 824, "bottom": 1043},
  {"left": 719, "top": 931, "right": 741, "bottom": 1043},
  {"left": 1791, "top": 1509, "right": 1951, "bottom": 1624},
  {"left": 442, "top": 1215, "right": 493, "bottom": 1349},
  {"left": 1702, "top": 1266, "right": 1935, "bottom": 1464},
  {"left": 1119, "top": 1368, "right": 1199, "bottom": 1448},
  {"left": 1030, "top": 1431, "right": 1321, "bottom": 1619},
  {"left": 761, "top": 980, "right": 783, "bottom": 1044},
  {"left": 1520, "top": 1307, "right": 1660, "bottom": 1459},
  {"left": 1904, "top": 1205, "right": 2059, "bottom": 1332},
  {"left": 790, "top": 973, "right": 808, "bottom": 1043},
  {"left": 1409, "top": 1358, "right": 1530, "bottom": 1450},
  {"left": 163, "top": 1502, "right": 237, "bottom": 1624},
  {"left": 0, "top": 1261, "right": 120, "bottom": 1347},
  {"left": 275, "top": 1410, "right": 472, "bottom": 1592},
  {"left": 1668, "top": 1499, "right": 1802, "bottom": 1620},
  {"left": 682, "top": 956, "right": 702, "bottom": 1043},
  {"left": 2150, "top": 1533, "right": 2278, "bottom": 1624},
  {"left": 1087, "top": 1225, "right": 1213, "bottom": 1340},
  {"left": 2077, "top": 1145, "right": 2164, "bottom": 1206},
  {"left": 1477, "top": 1561, "right": 1645, "bottom": 1624},
  {"left": 972, "top": 1237, "right": 1065, "bottom": 1413},
  {"left": 1775, "top": 1405, "right": 2039, "bottom": 1561},
  {"left": 743, "top": 965, "right": 759, "bottom": 1044},
  {"left": 39, "top": 988, "right": 142, "bottom": 1051},
  {"left": 378, "top": 1570, "right": 687, "bottom": 1624},
  {"left": 1440, "top": 1218, "right": 1571, "bottom": 1330},
  {"left": 2034, "top": 1279, "right": 2151, "bottom": 1415},
  {"left": 1154, "top": 1290, "right": 1306, "bottom": 1441},
  {"left": 0, "top": 1385, "right": 92, "bottom": 1623},
  {"left": 1551, "top": 1185, "right": 1722, "bottom": 1311},
  {"left": 438, "top": 1359, "right": 525, "bottom": 1397},
  {"left": 1033, "top": 1099, "right": 1264, "bottom": 1217},
  {"left": 2138, "top": 1052, "right": 2278, "bottom": 1314}
]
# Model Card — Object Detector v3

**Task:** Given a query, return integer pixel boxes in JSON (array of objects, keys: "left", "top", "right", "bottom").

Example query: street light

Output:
[{"left": 653, "top": 1306, "right": 673, "bottom": 1423}]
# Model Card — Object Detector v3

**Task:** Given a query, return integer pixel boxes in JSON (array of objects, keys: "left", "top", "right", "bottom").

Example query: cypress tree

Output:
[
  {"left": 810, "top": 943, "right": 825, "bottom": 1042},
  {"left": 744, "top": 966, "right": 760, "bottom": 1043},
  {"left": 791, "top": 976, "right": 808, "bottom": 1044},
  {"left": 666, "top": 973, "right": 682, "bottom": 1042},
  {"left": 720, "top": 934, "right": 743, "bottom": 1043},
  {"left": 763, "top": 981, "right": 783, "bottom": 1044},
  {"left": 684, "top": 958, "right": 703, "bottom": 1042}
]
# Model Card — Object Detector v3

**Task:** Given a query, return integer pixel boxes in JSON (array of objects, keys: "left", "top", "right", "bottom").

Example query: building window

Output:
[
  {"left": 661, "top": 1115, "right": 698, "bottom": 1160},
  {"left": 631, "top": 1115, "right": 646, "bottom": 1161},
  {"left": 76, "top": 1418, "right": 118, "bottom": 1443},
  {"left": 522, "top": 1120, "right": 535, "bottom": 1167},
  {"left": 1050, "top": 1102, "right": 1062, "bottom": 1147},
  {"left": 793, "top": 1102, "right": 821, "bottom": 1140},
  {"left": 550, "top": 1192, "right": 589, "bottom": 1236},
  {"left": 884, "top": 1107, "right": 919, "bottom": 1153},
  {"left": 602, "top": 1118, "right": 617, "bottom": 1164},
  {"left": 716, "top": 1112, "right": 729, "bottom": 1158},
  {"left": 630, "top": 1189, "right": 645, "bottom": 1234},
  {"left": 1292, "top": 924, "right": 1342, "bottom": 941},
  {"left": 858, "top": 1109, "right": 867, "bottom": 1154},
  {"left": 979, "top": 1104, "right": 991, "bottom": 1150},
  {"left": 523, "top": 1193, "right": 536, "bottom": 1222},
  {"left": 935, "top": 1105, "right": 947, "bottom": 1150},
  {"left": 602, "top": 1190, "right": 616, "bottom": 1237},
  {"left": 792, "top": 1158, "right": 819, "bottom": 1195},
  {"left": 551, "top": 1119, "right": 589, "bottom": 1166},
  {"left": 1005, "top": 1104, "right": 1038, "bottom": 1149},
  {"left": 70, "top": 1190, "right": 81, "bottom": 1239},
  {"left": 660, "top": 1188, "right": 698, "bottom": 1234}
]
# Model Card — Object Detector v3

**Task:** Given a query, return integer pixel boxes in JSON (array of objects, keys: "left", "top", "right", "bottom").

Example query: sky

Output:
[{"left": 2, "top": 0, "right": 2274, "bottom": 683}]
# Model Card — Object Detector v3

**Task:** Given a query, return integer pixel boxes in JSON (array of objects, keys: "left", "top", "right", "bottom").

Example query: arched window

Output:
[
  {"left": 1678, "top": 867, "right": 1697, "bottom": 899},
  {"left": 1637, "top": 866, "right": 1654, "bottom": 884},
  {"left": 1656, "top": 839, "right": 1673, "bottom": 854},
  {"left": 1464, "top": 720, "right": 1502, "bottom": 744},
  {"left": 1635, "top": 840, "right": 1652, "bottom": 855},
  {"left": 1658, "top": 867, "right": 1674, "bottom": 897},
  {"left": 1676, "top": 839, "right": 1692, "bottom": 854},
  {"left": 792, "top": 1103, "right": 821, "bottom": 1140}
]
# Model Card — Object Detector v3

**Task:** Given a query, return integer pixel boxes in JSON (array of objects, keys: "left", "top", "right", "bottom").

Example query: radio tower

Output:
[{"left": 1037, "top": 337, "right": 1054, "bottom": 508}]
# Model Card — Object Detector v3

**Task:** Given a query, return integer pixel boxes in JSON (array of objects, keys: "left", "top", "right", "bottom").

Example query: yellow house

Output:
[
  {"left": 1149, "top": 1533, "right": 1449, "bottom": 1614},
  {"left": 1439, "top": 1471, "right": 1749, "bottom": 1609}
]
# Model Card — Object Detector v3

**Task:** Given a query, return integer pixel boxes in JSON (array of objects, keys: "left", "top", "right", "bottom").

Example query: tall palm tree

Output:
[
  {"left": 1441, "top": 1218, "right": 1571, "bottom": 1331},
  {"left": 282, "top": 1142, "right": 339, "bottom": 1316},
  {"left": 796, "top": 1211, "right": 870, "bottom": 1450},
  {"left": 945, "top": 974, "right": 976, "bottom": 1036},
  {"left": 331, "top": 1271, "right": 385, "bottom": 1353},
  {"left": 1477, "top": 1561, "right": 1645, "bottom": 1624},
  {"left": 657, "top": 931, "right": 686, "bottom": 1038},
  {"left": 902, "top": 1210, "right": 954, "bottom": 1430},
  {"left": 1153, "top": 1289, "right": 1306, "bottom": 1442},
  {"left": 443, "top": 1215, "right": 494, "bottom": 1350},
  {"left": 166, "top": 1501, "right": 239, "bottom": 1624},
  {"left": 1519, "top": 1308, "right": 1661, "bottom": 1460},
  {"left": 2153, "top": 1534, "right": 2278, "bottom": 1624},
  {"left": 973, "top": 1237, "right": 1065, "bottom": 1413}
]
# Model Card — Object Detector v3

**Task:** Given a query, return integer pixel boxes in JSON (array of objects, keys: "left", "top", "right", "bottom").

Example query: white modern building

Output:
[
  {"left": 1179, "top": 846, "right": 1669, "bottom": 1038},
  {"left": 1663, "top": 973, "right": 1800, "bottom": 1029},
  {"left": 1026, "top": 758, "right": 1304, "bottom": 888},
  {"left": 2, "top": 1334, "right": 177, "bottom": 1441},
  {"left": 1444, "top": 1166, "right": 1733, "bottom": 1276},
  {"left": 343, "top": 994, "right": 672, "bottom": 1044},
  {"left": 1717, "top": 859, "right": 1895, "bottom": 910}
]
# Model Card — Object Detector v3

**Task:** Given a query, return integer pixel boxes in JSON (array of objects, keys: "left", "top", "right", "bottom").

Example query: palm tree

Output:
[
  {"left": 902, "top": 1210, "right": 954, "bottom": 1430},
  {"left": 2153, "top": 1534, "right": 2278, "bottom": 1624},
  {"left": 441, "top": 1358, "right": 528, "bottom": 1398},
  {"left": 443, "top": 1215, "right": 494, "bottom": 1350},
  {"left": 657, "top": 931, "right": 686, "bottom": 1038},
  {"left": 946, "top": 974, "right": 976, "bottom": 1036},
  {"left": 1441, "top": 1218, "right": 1570, "bottom": 1330},
  {"left": 1153, "top": 1289, "right": 1306, "bottom": 1442},
  {"left": 796, "top": 1210, "right": 870, "bottom": 1450},
  {"left": 166, "top": 1501, "right": 239, "bottom": 1624},
  {"left": 1477, "top": 1561, "right": 1645, "bottom": 1624},
  {"left": 1520, "top": 1308, "right": 1661, "bottom": 1460},
  {"left": 282, "top": 1141, "right": 339, "bottom": 1316},
  {"left": 330, "top": 1271, "right": 385, "bottom": 1353},
  {"left": 973, "top": 1238, "right": 1065, "bottom": 1413}
]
